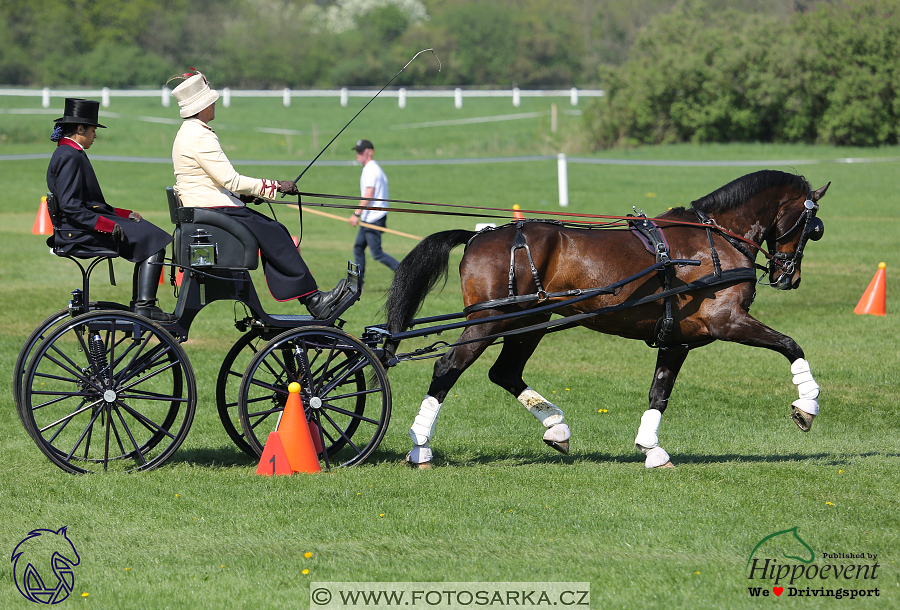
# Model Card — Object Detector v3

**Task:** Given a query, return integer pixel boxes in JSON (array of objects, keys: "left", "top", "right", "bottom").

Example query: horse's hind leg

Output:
[
  {"left": 488, "top": 330, "right": 571, "bottom": 455},
  {"left": 407, "top": 325, "right": 498, "bottom": 467},
  {"left": 634, "top": 347, "right": 690, "bottom": 468}
]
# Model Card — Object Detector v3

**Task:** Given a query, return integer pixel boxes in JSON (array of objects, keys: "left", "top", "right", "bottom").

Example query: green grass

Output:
[{"left": 1, "top": 97, "right": 899, "bottom": 609}]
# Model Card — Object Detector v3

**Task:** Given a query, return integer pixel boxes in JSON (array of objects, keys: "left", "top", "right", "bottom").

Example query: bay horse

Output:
[{"left": 383, "top": 170, "right": 828, "bottom": 468}]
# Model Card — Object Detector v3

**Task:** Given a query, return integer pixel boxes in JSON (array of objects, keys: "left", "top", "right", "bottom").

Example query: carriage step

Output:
[{"left": 269, "top": 314, "right": 315, "bottom": 322}]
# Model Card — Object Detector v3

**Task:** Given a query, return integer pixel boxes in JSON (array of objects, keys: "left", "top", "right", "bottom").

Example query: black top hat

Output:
[
  {"left": 53, "top": 98, "right": 107, "bottom": 128},
  {"left": 351, "top": 139, "right": 374, "bottom": 152}
]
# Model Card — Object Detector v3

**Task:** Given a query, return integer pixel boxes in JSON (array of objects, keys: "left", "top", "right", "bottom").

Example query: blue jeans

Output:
[{"left": 353, "top": 216, "right": 399, "bottom": 288}]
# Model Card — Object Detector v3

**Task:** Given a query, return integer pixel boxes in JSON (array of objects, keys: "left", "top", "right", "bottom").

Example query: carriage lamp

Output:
[{"left": 189, "top": 229, "right": 217, "bottom": 267}]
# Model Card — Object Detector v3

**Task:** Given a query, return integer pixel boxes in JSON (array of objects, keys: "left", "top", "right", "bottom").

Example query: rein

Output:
[{"left": 263, "top": 189, "right": 776, "bottom": 260}]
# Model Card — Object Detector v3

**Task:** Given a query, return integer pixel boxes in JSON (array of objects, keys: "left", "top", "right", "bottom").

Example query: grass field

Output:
[{"left": 1, "top": 95, "right": 899, "bottom": 609}]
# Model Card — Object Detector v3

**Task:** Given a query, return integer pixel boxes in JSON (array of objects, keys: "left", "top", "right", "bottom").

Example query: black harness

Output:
[{"left": 458, "top": 200, "right": 823, "bottom": 352}]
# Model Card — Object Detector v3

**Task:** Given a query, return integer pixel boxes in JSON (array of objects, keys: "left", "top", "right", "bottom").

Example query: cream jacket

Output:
[{"left": 172, "top": 119, "right": 277, "bottom": 207}]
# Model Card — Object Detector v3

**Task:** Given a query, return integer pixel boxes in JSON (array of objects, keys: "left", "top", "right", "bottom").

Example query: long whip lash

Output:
[{"left": 293, "top": 48, "right": 440, "bottom": 184}]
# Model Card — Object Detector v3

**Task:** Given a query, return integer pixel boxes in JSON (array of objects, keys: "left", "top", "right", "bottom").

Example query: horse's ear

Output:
[{"left": 811, "top": 181, "right": 830, "bottom": 203}]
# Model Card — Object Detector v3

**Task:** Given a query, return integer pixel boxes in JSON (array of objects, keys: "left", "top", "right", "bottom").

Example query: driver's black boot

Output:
[
  {"left": 132, "top": 250, "right": 176, "bottom": 322},
  {"left": 302, "top": 279, "right": 348, "bottom": 319}
]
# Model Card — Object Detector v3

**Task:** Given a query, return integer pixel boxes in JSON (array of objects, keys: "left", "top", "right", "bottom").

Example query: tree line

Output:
[
  {"left": 585, "top": 0, "right": 900, "bottom": 147},
  {"left": 2, "top": 0, "right": 892, "bottom": 146},
  {"left": 1, "top": 0, "right": 800, "bottom": 89}
]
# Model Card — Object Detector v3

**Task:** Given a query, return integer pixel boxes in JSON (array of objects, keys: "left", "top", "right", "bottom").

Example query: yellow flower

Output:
[
  {"left": 302, "top": 569, "right": 310, "bottom": 575},
  {"left": 82, "top": 593, "right": 89, "bottom": 597},
  {"left": 125, "top": 567, "right": 131, "bottom": 571},
  {"left": 304, "top": 552, "right": 313, "bottom": 559},
  {"left": 379, "top": 513, "right": 385, "bottom": 517},
  {"left": 826, "top": 502, "right": 834, "bottom": 506},
  {"left": 838, "top": 470, "right": 843, "bottom": 474},
  {"left": 694, "top": 571, "right": 700, "bottom": 575}
]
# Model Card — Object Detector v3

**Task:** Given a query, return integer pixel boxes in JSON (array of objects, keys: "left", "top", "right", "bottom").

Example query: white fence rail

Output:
[{"left": 0, "top": 87, "right": 603, "bottom": 110}]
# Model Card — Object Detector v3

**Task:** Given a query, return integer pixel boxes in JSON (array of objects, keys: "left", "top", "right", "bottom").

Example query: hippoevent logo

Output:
[
  {"left": 746, "top": 527, "right": 880, "bottom": 600},
  {"left": 11, "top": 527, "right": 81, "bottom": 604}
]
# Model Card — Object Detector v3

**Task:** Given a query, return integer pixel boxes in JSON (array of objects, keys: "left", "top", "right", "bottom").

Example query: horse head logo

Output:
[
  {"left": 746, "top": 526, "right": 815, "bottom": 572},
  {"left": 11, "top": 526, "right": 81, "bottom": 604}
]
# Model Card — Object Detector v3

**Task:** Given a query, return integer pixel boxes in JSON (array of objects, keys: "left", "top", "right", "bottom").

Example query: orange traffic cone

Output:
[
  {"left": 512, "top": 204, "right": 525, "bottom": 221},
  {"left": 256, "top": 431, "right": 293, "bottom": 476},
  {"left": 854, "top": 262, "right": 886, "bottom": 316},
  {"left": 32, "top": 196, "right": 53, "bottom": 235},
  {"left": 278, "top": 382, "right": 321, "bottom": 473}
]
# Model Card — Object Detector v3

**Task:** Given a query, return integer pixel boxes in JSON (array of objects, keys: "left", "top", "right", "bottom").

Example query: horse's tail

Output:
[{"left": 383, "top": 229, "right": 475, "bottom": 338}]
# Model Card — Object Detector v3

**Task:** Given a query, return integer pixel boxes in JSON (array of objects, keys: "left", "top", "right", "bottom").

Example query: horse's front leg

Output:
[
  {"left": 709, "top": 311, "right": 820, "bottom": 432},
  {"left": 634, "top": 347, "right": 689, "bottom": 468}
]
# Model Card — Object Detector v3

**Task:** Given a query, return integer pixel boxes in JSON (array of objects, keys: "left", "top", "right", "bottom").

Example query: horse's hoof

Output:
[
  {"left": 791, "top": 406, "right": 815, "bottom": 432},
  {"left": 404, "top": 453, "right": 432, "bottom": 469},
  {"left": 543, "top": 439, "right": 570, "bottom": 455},
  {"left": 643, "top": 446, "right": 672, "bottom": 468}
]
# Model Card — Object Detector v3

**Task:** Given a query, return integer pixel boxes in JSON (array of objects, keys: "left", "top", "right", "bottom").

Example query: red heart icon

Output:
[{"left": 773, "top": 587, "right": 784, "bottom": 596}]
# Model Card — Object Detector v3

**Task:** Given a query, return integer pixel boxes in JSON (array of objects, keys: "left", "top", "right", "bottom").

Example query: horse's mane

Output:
[{"left": 690, "top": 170, "right": 810, "bottom": 214}]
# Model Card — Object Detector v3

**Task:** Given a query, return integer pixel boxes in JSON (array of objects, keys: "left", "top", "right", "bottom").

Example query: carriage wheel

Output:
[
  {"left": 21, "top": 311, "right": 196, "bottom": 474},
  {"left": 215, "top": 331, "right": 266, "bottom": 458},
  {"left": 15, "top": 303, "right": 127, "bottom": 435},
  {"left": 238, "top": 326, "right": 391, "bottom": 469}
]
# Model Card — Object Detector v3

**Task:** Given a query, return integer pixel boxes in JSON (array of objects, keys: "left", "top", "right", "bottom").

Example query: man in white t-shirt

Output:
[{"left": 348, "top": 139, "right": 399, "bottom": 290}]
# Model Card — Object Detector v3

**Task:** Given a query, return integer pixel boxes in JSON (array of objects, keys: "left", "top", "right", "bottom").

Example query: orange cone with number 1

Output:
[
  {"left": 854, "top": 262, "right": 886, "bottom": 316},
  {"left": 256, "top": 431, "right": 293, "bottom": 476},
  {"left": 278, "top": 382, "right": 321, "bottom": 473}
]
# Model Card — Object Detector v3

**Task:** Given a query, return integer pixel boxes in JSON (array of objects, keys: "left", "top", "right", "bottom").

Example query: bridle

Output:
[{"left": 762, "top": 197, "right": 824, "bottom": 286}]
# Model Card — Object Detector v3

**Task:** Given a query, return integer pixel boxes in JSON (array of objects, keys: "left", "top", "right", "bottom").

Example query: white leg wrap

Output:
[
  {"left": 641, "top": 446, "right": 671, "bottom": 468},
  {"left": 409, "top": 395, "right": 442, "bottom": 446},
  {"left": 791, "top": 358, "right": 820, "bottom": 400},
  {"left": 517, "top": 387, "right": 564, "bottom": 427},
  {"left": 634, "top": 409, "right": 662, "bottom": 449},
  {"left": 408, "top": 443, "right": 433, "bottom": 464}
]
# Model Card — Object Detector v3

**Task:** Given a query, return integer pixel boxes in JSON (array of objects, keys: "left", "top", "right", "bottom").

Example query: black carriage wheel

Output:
[
  {"left": 21, "top": 311, "right": 196, "bottom": 474},
  {"left": 15, "top": 303, "right": 128, "bottom": 434},
  {"left": 215, "top": 331, "right": 266, "bottom": 458},
  {"left": 238, "top": 326, "right": 391, "bottom": 469}
]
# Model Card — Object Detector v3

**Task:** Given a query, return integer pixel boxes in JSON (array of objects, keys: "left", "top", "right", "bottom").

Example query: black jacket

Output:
[{"left": 46, "top": 140, "right": 171, "bottom": 262}]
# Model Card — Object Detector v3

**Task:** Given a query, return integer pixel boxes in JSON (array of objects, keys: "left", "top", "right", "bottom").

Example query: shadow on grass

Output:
[
  {"left": 367, "top": 447, "right": 896, "bottom": 469},
  {"left": 167, "top": 444, "right": 899, "bottom": 470},
  {"left": 169, "top": 445, "right": 258, "bottom": 468}
]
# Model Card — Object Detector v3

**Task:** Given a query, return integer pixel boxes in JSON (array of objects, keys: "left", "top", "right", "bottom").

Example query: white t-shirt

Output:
[{"left": 359, "top": 159, "right": 388, "bottom": 223}]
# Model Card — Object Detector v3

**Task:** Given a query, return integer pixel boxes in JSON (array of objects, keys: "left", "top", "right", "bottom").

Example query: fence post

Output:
[
  {"left": 551, "top": 103, "right": 558, "bottom": 133},
  {"left": 42, "top": 88, "right": 50, "bottom": 108},
  {"left": 557, "top": 153, "right": 569, "bottom": 207},
  {"left": 340, "top": 88, "right": 349, "bottom": 107},
  {"left": 222, "top": 87, "right": 231, "bottom": 108},
  {"left": 283, "top": 88, "right": 291, "bottom": 107},
  {"left": 570, "top": 87, "right": 579, "bottom": 106},
  {"left": 101, "top": 87, "right": 110, "bottom": 108},
  {"left": 454, "top": 88, "right": 462, "bottom": 109},
  {"left": 161, "top": 86, "right": 170, "bottom": 107},
  {"left": 399, "top": 88, "right": 407, "bottom": 109},
  {"left": 512, "top": 87, "right": 520, "bottom": 107}
]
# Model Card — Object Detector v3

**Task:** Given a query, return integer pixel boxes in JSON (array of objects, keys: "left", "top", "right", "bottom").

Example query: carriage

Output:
[{"left": 15, "top": 170, "right": 828, "bottom": 473}]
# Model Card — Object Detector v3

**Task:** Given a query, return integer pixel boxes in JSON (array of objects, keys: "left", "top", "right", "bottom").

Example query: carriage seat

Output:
[{"left": 167, "top": 187, "right": 259, "bottom": 270}]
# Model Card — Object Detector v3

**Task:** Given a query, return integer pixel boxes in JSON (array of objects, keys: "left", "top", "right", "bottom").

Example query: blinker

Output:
[{"left": 805, "top": 217, "right": 824, "bottom": 241}]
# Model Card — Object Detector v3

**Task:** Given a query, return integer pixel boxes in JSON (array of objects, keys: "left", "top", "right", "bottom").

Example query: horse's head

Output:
[{"left": 766, "top": 181, "right": 829, "bottom": 290}]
